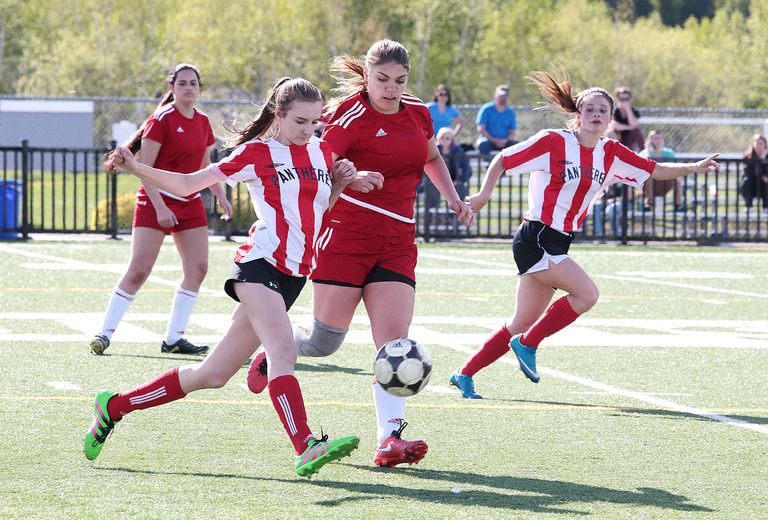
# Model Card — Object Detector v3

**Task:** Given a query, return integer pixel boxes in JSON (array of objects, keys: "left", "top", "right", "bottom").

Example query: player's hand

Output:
[
  {"left": 217, "top": 197, "right": 233, "bottom": 221},
  {"left": 154, "top": 205, "right": 179, "bottom": 228},
  {"left": 111, "top": 146, "right": 137, "bottom": 173},
  {"left": 348, "top": 171, "right": 384, "bottom": 193},
  {"left": 691, "top": 153, "right": 721, "bottom": 173},
  {"left": 448, "top": 198, "right": 474, "bottom": 226},
  {"left": 465, "top": 192, "right": 490, "bottom": 212},
  {"left": 331, "top": 159, "right": 357, "bottom": 187}
]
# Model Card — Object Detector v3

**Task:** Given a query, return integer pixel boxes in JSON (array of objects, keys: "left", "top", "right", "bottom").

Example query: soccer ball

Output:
[{"left": 373, "top": 337, "right": 432, "bottom": 397}]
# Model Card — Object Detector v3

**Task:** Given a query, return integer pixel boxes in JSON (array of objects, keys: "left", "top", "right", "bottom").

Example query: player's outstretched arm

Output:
[
  {"left": 653, "top": 153, "right": 720, "bottom": 180},
  {"left": 466, "top": 152, "right": 505, "bottom": 212},
  {"left": 112, "top": 146, "right": 219, "bottom": 197}
]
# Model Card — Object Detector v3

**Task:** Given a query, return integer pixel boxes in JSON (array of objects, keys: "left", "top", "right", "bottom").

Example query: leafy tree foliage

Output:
[{"left": 3, "top": 0, "right": 768, "bottom": 108}]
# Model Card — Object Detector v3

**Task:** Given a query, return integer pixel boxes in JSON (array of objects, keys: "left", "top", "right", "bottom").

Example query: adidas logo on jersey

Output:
[
  {"left": 375, "top": 128, "right": 387, "bottom": 137},
  {"left": 176, "top": 126, "right": 185, "bottom": 133}
]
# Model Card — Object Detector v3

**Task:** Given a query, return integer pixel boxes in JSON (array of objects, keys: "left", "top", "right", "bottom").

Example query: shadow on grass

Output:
[
  {"left": 97, "top": 464, "right": 713, "bottom": 515},
  {"left": 294, "top": 362, "right": 370, "bottom": 377},
  {"left": 612, "top": 407, "right": 768, "bottom": 425},
  {"left": 316, "top": 465, "right": 715, "bottom": 515}
]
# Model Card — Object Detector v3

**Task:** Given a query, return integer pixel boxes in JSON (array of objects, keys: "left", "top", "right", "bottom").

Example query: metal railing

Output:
[{"left": 0, "top": 143, "right": 765, "bottom": 244}]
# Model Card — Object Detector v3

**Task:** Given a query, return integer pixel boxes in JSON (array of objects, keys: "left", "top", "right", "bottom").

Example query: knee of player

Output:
[
  {"left": 187, "top": 260, "right": 208, "bottom": 282},
  {"left": 203, "top": 370, "right": 231, "bottom": 389},
  {"left": 123, "top": 267, "right": 151, "bottom": 288},
  {"left": 580, "top": 284, "right": 600, "bottom": 311},
  {"left": 295, "top": 319, "right": 347, "bottom": 357}
]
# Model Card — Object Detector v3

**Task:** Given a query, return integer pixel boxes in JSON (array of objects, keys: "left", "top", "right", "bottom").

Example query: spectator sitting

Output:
[
  {"left": 427, "top": 83, "right": 464, "bottom": 140},
  {"left": 437, "top": 127, "right": 472, "bottom": 201},
  {"left": 475, "top": 84, "right": 518, "bottom": 156},
  {"left": 741, "top": 133, "right": 768, "bottom": 212},
  {"left": 640, "top": 130, "right": 686, "bottom": 212},
  {"left": 608, "top": 86, "right": 644, "bottom": 152}
]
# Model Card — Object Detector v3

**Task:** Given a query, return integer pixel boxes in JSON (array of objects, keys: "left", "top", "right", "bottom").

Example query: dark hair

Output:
[
  {"left": 433, "top": 83, "right": 452, "bottom": 105},
  {"left": 104, "top": 63, "right": 202, "bottom": 172},
  {"left": 327, "top": 39, "right": 410, "bottom": 113},
  {"left": 527, "top": 69, "right": 614, "bottom": 130},
  {"left": 227, "top": 77, "right": 322, "bottom": 148},
  {"left": 745, "top": 133, "right": 768, "bottom": 159}
]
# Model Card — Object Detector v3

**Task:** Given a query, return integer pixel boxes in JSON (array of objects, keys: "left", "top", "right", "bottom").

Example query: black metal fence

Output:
[{"left": 1, "top": 142, "right": 766, "bottom": 244}]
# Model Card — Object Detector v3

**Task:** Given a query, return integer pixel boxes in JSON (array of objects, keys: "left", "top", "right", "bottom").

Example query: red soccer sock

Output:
[
  {"left": 459, "top": 325, "right": 512, "bottom": 377},
  {"left": 521, "top": 296, "right": 581, "bottom": 348},
  {"left": 268, "top": 375, "right": 313, "bottom": 455},
  {"left": 106, "top": 367, "right": 187, "bottom": 421}
]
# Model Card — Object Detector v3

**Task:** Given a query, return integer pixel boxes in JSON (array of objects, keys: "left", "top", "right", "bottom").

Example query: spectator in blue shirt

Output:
[
  {"left": 427, "top": 83, "right": 464, "bottom": 138},
  {"left": 475, "top": 84, "right": 518, "bottom": 155}
]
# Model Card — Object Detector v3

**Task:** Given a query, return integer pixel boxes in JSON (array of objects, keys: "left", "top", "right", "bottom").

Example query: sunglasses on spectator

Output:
[{"left": 436, "top": 92, "right": 448, "bottom": 96}]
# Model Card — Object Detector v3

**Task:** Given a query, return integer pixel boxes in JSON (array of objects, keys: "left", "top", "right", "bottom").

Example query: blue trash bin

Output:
[{"left": 0, "top": 180, "right": 22, "bottom": 239}]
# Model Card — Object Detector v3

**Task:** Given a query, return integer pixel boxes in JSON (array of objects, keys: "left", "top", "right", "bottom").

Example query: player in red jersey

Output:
[
  {"left": 245, "top": 40, "right": 473, "bottom": 467},
  {"left": 91, "top": 64, "right": 232, "bottom": 356},
  {"left": 83, "top": 77, "right": 368, "bottom": 477},
  {"left": 449, "top": 69, "right": 720, "bottom": 398}
]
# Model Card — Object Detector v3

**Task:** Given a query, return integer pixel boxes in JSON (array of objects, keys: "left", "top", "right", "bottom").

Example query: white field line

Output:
[
  {"left": 0, "top": 244, "right": 222, "bottom": 296},
  {"left": 1, "top": 313, "right": 767, "bottom": 349},
  {"left": 436, "top": 339, "right": 768, "bottom": 437},
  {"left": 595, "top": 274, "right": 768, "bottom": 300}
]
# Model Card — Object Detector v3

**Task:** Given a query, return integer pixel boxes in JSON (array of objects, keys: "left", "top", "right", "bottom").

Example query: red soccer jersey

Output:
[
  {"left": 138, "top": 104, "right": 215, "bottom": 201},
  {"left": 501, "top": 129, "right": 656, "bottom": 233},
  {"left": 321, "top": 92, "right": 432, "bottom": 236},
  {"left": 208, "top": 137, "right": 334, "bottom": 277}
]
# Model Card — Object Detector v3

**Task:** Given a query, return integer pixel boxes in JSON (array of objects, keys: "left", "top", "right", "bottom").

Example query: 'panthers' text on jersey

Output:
[
  {"left": 209, "top": 137, "right": 334, "bottom": 276},
  {"left": 501, "top": 129, "right": 656, "bottom": 233}
]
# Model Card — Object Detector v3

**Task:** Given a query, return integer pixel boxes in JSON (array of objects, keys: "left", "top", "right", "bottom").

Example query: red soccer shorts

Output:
[
  {"left": 132, "top": 195, "right": 208, "bottom": 234},
  {"left": 310, "top": 227, "right": 417, "bottom": 288}
]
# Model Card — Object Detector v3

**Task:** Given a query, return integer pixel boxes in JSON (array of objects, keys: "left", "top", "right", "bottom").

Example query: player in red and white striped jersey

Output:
[
  {"left": 449, "top": 69, "right": 720, "bottom": 397},
  {"left": 93, "top": 64, "right": 233, "bottom": 357},
  {"left": 245, "top": 40, "right": 473, "bottom": 468},
  {"left": 83, "top": 78, "right": 369, "bottom": 477}
]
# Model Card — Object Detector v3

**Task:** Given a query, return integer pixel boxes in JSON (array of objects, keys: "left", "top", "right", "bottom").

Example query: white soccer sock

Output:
[
  {"left": 99, "top": 287, "right": 135, "bottom": 339},
  {"left": 164, "top": 287, "right": 198, "bottom": 344},
  {"left": 373, "top": 382, "right": 407, "bottom": 444}
]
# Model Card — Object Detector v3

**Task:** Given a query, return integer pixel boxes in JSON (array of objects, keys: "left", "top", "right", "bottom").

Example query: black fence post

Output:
[
  {"left": 108, "top": 140, "right": 118, "bottom": 239},
  {"left": 620, "top": 184, "right": 628, "bottom": 245},
  {"left": 20, "top": 139, "right": 29, "bottom": 240}
]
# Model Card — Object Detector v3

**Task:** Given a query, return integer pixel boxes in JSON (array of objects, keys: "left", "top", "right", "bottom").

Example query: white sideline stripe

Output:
[
  {"left": 0, "top": 245, "right": 221, "bottom": 296},
  {"left": 441, "top": 342, "right": 768, "bottom": 437},
  {"left": 47, "top": 381, "right": 80, "bottom": 391},
  {"left": 541, "top": 366, "right": 768, "bottom": 436},
  {"left": 595, "top": 274, "right": 768, "bottom": 300}
]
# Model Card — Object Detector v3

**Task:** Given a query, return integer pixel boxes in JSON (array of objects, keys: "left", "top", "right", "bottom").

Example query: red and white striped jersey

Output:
[
  {"left": 208, "top": 136, "right": 334, "bottom": 276},
  {"left": 321, "top": 92, "right": 432, "bottom": 237},
  {"left": 501, "top": 129, "right": 656, "bottom": 233}
]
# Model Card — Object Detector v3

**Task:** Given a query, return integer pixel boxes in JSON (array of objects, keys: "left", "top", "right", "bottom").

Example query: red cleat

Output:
[
  {"left": 373, "top": 419, "right": 428, "bottom": 467},
  {"left": 246, "top": 351, "right": 268, "bottom": 394}
]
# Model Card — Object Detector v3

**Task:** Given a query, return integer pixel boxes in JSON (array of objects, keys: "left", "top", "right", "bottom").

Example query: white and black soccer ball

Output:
[{"left": 373, "top": 337, "right": 432, "bottom": 397}]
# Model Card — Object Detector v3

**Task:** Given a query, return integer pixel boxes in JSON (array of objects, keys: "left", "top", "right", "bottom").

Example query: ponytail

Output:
[{"left": 528, "top": 68, "right": 613, "bottom": 130}]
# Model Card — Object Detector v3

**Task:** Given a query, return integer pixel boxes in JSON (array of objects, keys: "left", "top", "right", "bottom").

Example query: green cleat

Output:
[
  {"left": 295, "top": 434, "right": 359, "bottom": 478},
  {"left": 83, "top": 390, "right": 118, "bottom": 461}
]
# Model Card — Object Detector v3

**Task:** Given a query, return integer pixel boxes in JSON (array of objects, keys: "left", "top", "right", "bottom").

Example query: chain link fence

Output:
[{"left": 2, "top": 95, "right": 766, "bottom": 158}]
